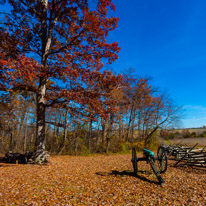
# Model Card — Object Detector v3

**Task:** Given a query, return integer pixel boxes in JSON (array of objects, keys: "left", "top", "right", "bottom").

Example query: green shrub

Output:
[
  {"left": 183, "top": 134, "right": 190, "bottom": 138},
  {"left": 191, "top": 132, "right": 196, "bottom": 137},
  {"left": 200, "top": 132, "right": 206, "bottom": 137},
  {"left": 164, "top": 132, "right": 174, "bottom": 140},
  {"left": 168, "top": 133, "right": 175, "bottom": 139},
  {"left": 120, "top": 142, "right": 131, "bottom": 153},
  {"left": 132, "top": 141, "right": 144, "bottom": 151}
]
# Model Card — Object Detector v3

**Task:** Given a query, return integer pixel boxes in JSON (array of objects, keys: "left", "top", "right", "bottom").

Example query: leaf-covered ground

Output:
[{"left": 0, "top": 154, "right": 205, "bottom": 205}]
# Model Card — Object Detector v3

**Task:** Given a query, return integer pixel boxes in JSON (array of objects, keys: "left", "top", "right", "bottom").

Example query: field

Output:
[
  {"left": 169, "top": 137, "right": 206, "bottom": 146},
  {"left": 173, "top": 128, "right": 206, "bottom": 135},
  {"left": 0, "top": 154, "right": 205, "bottom": 205}
]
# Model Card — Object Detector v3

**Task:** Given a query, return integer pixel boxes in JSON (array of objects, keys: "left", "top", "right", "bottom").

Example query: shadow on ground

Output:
[
  {"left": 0, "top": 163, "right": 16, "bottom": 168},
  {"left": 96, "top": 170, "right": 160, "bottom": 185}
]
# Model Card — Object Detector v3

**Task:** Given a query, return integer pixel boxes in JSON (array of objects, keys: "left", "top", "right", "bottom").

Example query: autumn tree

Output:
[
  {"left": 141, "top": 93, "right": 182, "bottom": 147},
  {"left": 116, "top": 70, "right": 182, "bottom": 149},
  {"left": 0, "top": 0, "right": 120, "bottom": 162}
]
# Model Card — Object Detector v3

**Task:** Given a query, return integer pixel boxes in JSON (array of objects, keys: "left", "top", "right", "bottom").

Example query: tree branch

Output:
[
  {"left": 48, "top": 30, "right": 85, "bottom": 56},
  {"left": 19, "top": 0, "right": 41, "bottom": 18}
]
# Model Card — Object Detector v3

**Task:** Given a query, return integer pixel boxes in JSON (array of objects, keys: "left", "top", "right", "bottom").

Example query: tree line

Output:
[
  {"left": 0, "top": 0, "right": 181, "bottom": 160},
  {"left": 0, "top": 70, "right": 181, "bottom": 155}
]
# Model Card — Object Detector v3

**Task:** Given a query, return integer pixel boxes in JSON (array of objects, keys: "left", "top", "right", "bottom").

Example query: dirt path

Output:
[{"left": 0, "top": 154, "right": 205, "bottom": 205}]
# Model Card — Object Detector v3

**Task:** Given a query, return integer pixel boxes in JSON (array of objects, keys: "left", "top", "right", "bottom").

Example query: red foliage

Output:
[{"left": 0, "top": 0, "right": 121, "bottom": 152}]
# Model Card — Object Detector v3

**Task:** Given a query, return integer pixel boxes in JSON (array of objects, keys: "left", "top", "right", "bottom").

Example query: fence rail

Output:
[{"left": 162, "top": 143, "right": 206, "bottom": 169}]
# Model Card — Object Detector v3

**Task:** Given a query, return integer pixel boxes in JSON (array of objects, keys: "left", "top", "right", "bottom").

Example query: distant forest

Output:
[
  {"left": 0, "top": 70, "right": 181, "bottom": 155},
  {"left": 161, "top": 128, "right": 206, "bottom": 140}
]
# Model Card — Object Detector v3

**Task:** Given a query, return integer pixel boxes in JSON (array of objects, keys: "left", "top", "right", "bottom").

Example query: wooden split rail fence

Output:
[{"left": 162, "top": 143, "right": 206, "bottom": 169}]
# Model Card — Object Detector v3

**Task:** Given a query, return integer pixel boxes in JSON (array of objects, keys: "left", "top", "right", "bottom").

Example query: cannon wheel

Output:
[
  {"left": 131, "top": 148, "right": 138, "bottom": 175},
  {"left": 157, "top": 146, "right": 167, "bottom": 173}
]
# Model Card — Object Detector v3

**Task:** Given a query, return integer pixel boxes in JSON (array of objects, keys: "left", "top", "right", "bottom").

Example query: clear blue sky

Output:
[
  {"left": 106, "top": 0, "right": 206, "bottom": 128},
  {"left": 2, "top": 0, "right": 206, "bottom": 128}
]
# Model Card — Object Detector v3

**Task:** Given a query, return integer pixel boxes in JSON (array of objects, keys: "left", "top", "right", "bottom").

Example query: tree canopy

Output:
[{"left": 0, "top": 0, "right": 121, "bottom": 162}]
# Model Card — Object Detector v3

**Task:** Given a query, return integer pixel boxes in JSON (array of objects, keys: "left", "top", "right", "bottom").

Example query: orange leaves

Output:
[
  {"left": 0, "top": 155, "right": 205, "bottom": 205},
  {"left": 0, "top": 59, "right": 7, "bottom": 66},
  {"left": 6, "top": 55, "right": 39, "bottom": 84},
  {"left": 97, "top": 0, "right": 116, "bottom": 15}
]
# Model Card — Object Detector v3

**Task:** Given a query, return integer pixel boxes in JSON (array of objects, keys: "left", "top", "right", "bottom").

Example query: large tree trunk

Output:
[
  {"left": 31, "top": 0, "right": 51, "bottom": 163},
  {"left": 30, "top": 77, "right": 50, "bottom": 164},
  {"left": 36, "top": 77, "right": 47, "bottom": 152}
]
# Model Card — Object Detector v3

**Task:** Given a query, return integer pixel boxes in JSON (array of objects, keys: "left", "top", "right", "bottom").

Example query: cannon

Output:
[{"left": 131, "top": 146, "right": 167, "bottom": 184}]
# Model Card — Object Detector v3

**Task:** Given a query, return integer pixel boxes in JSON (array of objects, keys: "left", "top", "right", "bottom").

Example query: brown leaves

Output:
[{"left": 0, "top": 154, "right": 205, "bottom": 205}]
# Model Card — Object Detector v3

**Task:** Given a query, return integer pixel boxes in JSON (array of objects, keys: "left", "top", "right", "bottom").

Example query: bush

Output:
[
  {"left": 183, "top": 134, "right": 190, "bottom": 138},
  {"left": 120, "top": 142, "right": 131, "bottom": 153},
  {"left": 182, "top": 129, "right": 191, "bottom": 138},
  {"left": 132, "top": 141, "right": 144, "bottom": 151},
  {"left": 191, "top": 132, "right": 196, "bottom": 137},
  {"left": 168, "top": 133, "right": 175, "bottom": 139},
  {"left": 200, "top": 131, "right": 206, "bottom": 137},
  {"left": 164, "top": 132, "right": 174, "bottom": 140}
]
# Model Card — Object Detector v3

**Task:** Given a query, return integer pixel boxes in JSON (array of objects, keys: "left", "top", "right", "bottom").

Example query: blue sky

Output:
[
  {"left": 106, "top": 0, "right": 206, "bottom": 128},
  {"left": 1, "top": 0, "right": 206, "bottom": 128}
]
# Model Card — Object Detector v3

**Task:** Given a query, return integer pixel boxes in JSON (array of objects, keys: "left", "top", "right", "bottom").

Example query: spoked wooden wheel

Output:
[
  {"left": 131, "top": 148, "right": 138, "bottom": 175},
  {"left": 157, "top": 146, "right": 167, "bottom": 173}
]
